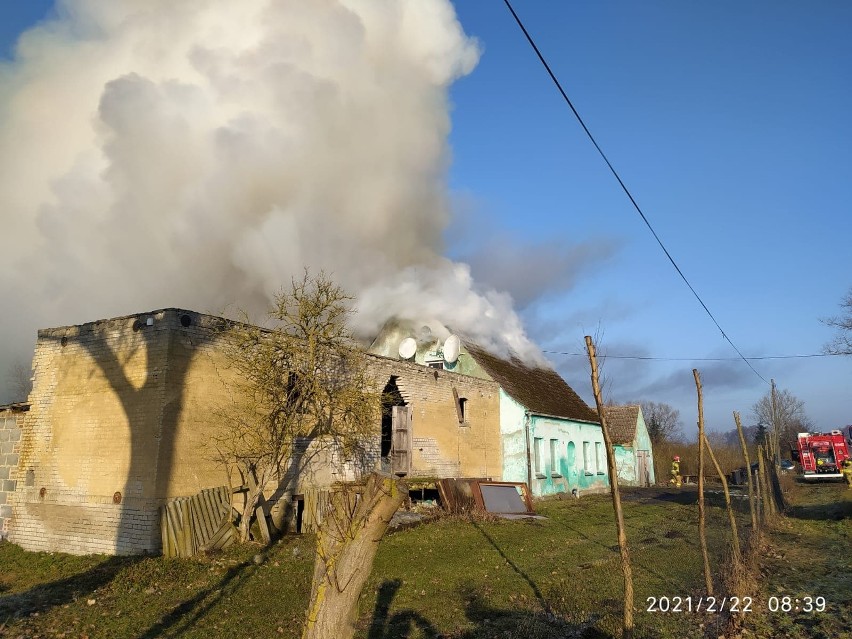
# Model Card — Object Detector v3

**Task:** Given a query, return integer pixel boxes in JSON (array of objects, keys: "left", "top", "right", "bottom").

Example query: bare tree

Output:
[
  {"left": 213, "top": 270, "right": 380, "bottom": 542},
  {"left": 751, "top": 387, "right": 811, "bottom": 457},
  {"left": 637, "top": 401, "right": 683, "bottom": 443},
  {"left": 822, "top": 287, "right": 852, "bottom": 354}
]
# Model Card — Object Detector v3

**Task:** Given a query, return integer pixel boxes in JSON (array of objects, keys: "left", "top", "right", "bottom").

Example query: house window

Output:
[
  {"left": 427, "top": 361, "right": 444, "bottom": 369},
  {"left": 550, "top": 439, "right": 560, "bottom": 475},
  {"left": 534, "top": 437, "right": 544, "bottom": 476},
  {"left": 595, "top": 442, "right": 604, "bottom": 474},
  {"left": 459, "top": 397, "right": 467, "bottom": 423},
  {"left": 583, "top": 441, "right": 592, "bottom": 474}
]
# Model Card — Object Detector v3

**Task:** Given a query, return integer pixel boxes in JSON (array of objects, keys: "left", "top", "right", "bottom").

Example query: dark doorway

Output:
[{"left": 381, "top": 377, "right": 405, "bottom": 461}]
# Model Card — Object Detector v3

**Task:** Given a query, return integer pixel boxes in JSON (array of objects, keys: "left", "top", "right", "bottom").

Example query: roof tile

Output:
[
  {"left": 465, "top": 344, "right": 599, "bottom": 423},
  {"left": 603, "top": 405, "right": 640, "bottom": 445}
]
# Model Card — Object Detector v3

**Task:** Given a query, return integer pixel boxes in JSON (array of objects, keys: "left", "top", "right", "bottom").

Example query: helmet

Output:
[{"left": 673, "top": 456, "right": 680, "bottom": 462}]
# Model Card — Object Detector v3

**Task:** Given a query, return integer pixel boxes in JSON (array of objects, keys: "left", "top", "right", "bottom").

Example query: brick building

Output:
[{"left": 6, "top": 309, "right": 502, "bottom": 555}]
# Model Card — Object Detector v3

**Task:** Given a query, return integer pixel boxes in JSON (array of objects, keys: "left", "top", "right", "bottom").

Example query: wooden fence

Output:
[
  {"left": 300, "top": 489, "right": 330, "bottom": 533},
  {"left": 160, "top": 486, "right": 236, "bottom": 558}
]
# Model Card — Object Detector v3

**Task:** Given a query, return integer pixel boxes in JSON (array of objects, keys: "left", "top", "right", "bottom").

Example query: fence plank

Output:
[
  {"left": 159, "top": 486, "right": 232, "bottom": 557},
  {"left": 200, "top": 491, "right": 218, "bottom": 536}
]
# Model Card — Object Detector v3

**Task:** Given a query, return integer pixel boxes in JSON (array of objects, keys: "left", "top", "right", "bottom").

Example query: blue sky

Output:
[
  {"left": 443, "top": 2, "right": 852, "bottom": 435},
  {"left": 2, "top": 1, "right": 850, "bottom": 437}
]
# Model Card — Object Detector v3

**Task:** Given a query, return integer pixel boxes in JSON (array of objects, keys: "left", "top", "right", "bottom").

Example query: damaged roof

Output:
[
  {"left": 464, "top": 344, "right": 599, "bottom": 423},
  {"left": 603, "top": 405, "right": 641, "bottom": 445}
]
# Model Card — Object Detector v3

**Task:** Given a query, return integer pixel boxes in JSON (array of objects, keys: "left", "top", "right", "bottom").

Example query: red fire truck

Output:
[{"left": 791, "top": 430, "right": 850, "bottom": 480}]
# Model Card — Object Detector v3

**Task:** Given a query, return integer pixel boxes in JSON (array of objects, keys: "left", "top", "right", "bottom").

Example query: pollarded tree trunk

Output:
[{"left": 302, "top": 472, "right": 407, "bottom": 639}]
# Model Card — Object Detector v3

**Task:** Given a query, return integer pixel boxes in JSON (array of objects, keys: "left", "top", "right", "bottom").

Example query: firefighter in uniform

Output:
[
  {"left": 842, "top": 457, "right": 852, "bottom": 489},
  {"left": 669, "top": 456, "right": 682, "bottom": 488}
]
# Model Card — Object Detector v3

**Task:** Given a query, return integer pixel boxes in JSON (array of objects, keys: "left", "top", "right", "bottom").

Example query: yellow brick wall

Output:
[
  {"left": 8, "top": 311, "right": 504, "bottom": 555},
  {"left": 366, "top": 356, "right": 502, "bottom": 481},
  {"left": 8, "top": 310, "right": 234, "bottom": 554}
]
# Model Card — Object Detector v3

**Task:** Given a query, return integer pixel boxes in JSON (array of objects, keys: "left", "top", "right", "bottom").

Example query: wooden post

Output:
[
  {"left": 586, "top": 336, "right": 634, "bottom": 639},
  {"left": 693, "top": 369, "right": 713, "bottom": 596},
  {"left": 753, "top": 468, "right": 762, "bottom": 528},
  {"left": 703, "top": 433, "right": 741, "bottom": 564},
  {"left": 733, "top": 411, "right": 758, "bottom": 532},
  {"left": 770, "top": 379, "right": 780, "bottom": 467},
  {"left": 763, "top": 446, "right": 778, "bottom": 516},
  {"left": 757, "top": 445, "right": 772, "bottom": 520}
]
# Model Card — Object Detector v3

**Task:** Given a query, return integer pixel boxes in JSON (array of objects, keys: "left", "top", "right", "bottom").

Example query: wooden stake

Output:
[
  {"left": 733, "top": 411, "right": 758, "bottom": 532},
  {"left": 586, "top": 336, "right": 634, "bottom": 639},
  {"left": 757, "top": 445, "right": 772, "bottom": 521},
  {"left": 770, "top": 379, "right": 780, "bottom": 466},
  {"left": 762, "top": 446, "right": 778, "bottom": 516},
  {"left": 693, "top": 369, "right": 713, "bottom": 596},
  {"left": 703, "top": 433, "right": 741, "bottom": 563},
  {"left": 753, "top": 467, "right": 762, "bottom": 527}
]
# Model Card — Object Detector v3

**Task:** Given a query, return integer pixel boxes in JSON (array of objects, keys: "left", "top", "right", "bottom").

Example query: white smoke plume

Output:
[{"left": 0, "top": 0, "right": 544, "bottom": 402}]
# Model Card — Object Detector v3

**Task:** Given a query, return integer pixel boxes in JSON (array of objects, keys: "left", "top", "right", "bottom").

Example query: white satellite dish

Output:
[
  {"left": 398, "top": 337, "right": 417, "bottom": 360},
  {"left": 443, "top": 334, "right": 460, "bottom": 364}
]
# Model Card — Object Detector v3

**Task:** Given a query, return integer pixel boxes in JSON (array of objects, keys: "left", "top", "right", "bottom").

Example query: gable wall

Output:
[
  {"left": 634, "top": 410, "right": 656, "bottom": 484},
  {"left": 8, "top": 310, "right": 238, "bottom": 555}
]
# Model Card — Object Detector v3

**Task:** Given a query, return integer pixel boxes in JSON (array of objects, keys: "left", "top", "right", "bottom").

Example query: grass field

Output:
[
  {"left": 1, "top": 482, "right": 845, "bottom": 639},
  {"left": 737, "top": 478, "right": 852, "bottom": 639}
]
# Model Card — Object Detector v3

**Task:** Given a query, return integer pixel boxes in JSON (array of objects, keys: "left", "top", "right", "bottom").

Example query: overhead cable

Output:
[
  {"left": 543, "top": 351, "right": 843, "bottom": 361},
  {"left": 502, "top": 0, "right": 770, "bottom": 385}
]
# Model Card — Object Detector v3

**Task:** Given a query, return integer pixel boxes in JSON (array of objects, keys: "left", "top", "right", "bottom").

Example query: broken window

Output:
[{"left": 452, "top": 387, "right": 467, "bottom": 425}]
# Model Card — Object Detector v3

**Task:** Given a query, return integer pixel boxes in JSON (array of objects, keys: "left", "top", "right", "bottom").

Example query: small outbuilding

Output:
[{"left": 603, "top": 405, "right": 655, "bottom": 487}]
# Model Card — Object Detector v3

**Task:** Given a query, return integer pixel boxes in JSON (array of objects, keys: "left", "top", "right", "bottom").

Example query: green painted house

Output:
[
  {"left": 603, "top": 405, "right": 656, "bottom": 487},
  {"left": 463, "top": 345, "right": 607, "bottom": 497}
]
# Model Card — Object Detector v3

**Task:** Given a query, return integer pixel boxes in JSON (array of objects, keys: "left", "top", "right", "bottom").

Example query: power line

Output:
[
  {"left": 502, "top": 0, "right": 771, "bottom": 386},
  {"left": 543, "top": 350, "right": 844, "bottom": 362}
]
